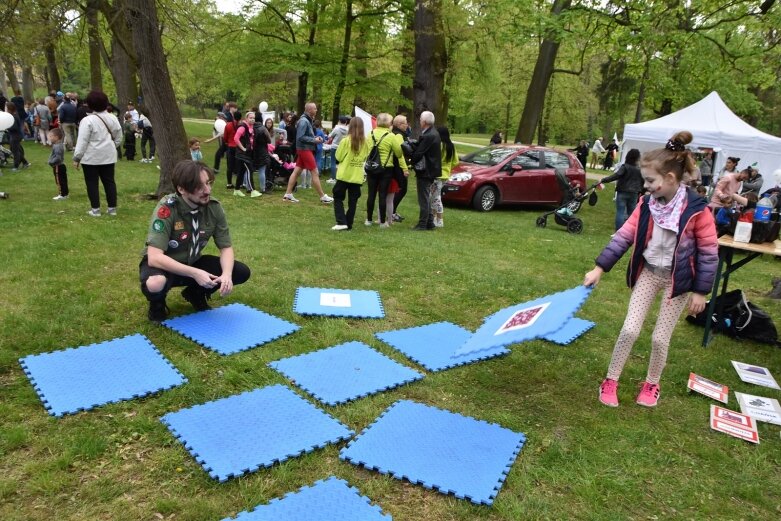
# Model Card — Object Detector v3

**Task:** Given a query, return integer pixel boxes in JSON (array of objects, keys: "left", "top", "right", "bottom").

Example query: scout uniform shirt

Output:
[{"left": 142, "top": 193, "right": 232, "bottom": 264}]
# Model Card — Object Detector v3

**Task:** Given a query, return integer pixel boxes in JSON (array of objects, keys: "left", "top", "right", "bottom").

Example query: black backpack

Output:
[
  {"left": 687, "top": 289, "right": 779, "bottom": 346},
  {"left": 364, "top": 132, "right": 389, "bottom": 175}
]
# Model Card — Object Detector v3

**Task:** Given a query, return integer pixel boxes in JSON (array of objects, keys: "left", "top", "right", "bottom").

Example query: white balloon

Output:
[
  {"left": 0, "top": 111, "right": 14, "bottom": 131},
  {"left": 214, "top": 119, "right": 227, "bottom": 135},
  {"left": 258, "top": 101, "right": 269, "bottom": 113}
]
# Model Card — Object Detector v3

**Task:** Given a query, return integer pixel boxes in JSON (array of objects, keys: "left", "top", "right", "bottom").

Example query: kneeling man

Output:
[{"left": 140, "top": 160, "right": 251, "bottom": 321}]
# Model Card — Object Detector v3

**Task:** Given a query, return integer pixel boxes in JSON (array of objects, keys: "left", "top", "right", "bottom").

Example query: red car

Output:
[{"left": 441, "top": 144, "right": 586, "bottom": 211}]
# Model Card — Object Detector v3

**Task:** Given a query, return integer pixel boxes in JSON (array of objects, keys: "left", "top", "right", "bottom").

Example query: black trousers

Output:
[
  {"left": 10, "top": 133, "right": 26, "bottom": 168},
  {"left": 333, "top": 180, "right": 361, "bottom": 229},
  {"left": 226, "top": 147, "right": 237, "bottom": 185},
  {"left": 82, "top": 163, "right": 117, "bottom": 209},
  {"left": 416, "top": 176, "right": 434, "bottom": 228},
  {"left": 53, "top": 164, "right": 69, "bottom": 196},
  {"left": 213, "top": 140, "right": 227, "bottom": 171},
  {"left": 393, "top": 169, "right": 408, "bottom": 214},
  {"left": 139, "top": 254, "right": 251, "bottom": 302},
  {"left": 141, "top": 128, "right": 156, "bottom": 158},
  {"left": 366, "top": 167, "right": 393, "bottom": 223}
]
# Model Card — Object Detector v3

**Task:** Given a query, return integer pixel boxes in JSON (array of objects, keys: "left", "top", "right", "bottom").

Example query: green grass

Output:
[{"left": 2, "top": 125, "right": 781, "bottom": 520}]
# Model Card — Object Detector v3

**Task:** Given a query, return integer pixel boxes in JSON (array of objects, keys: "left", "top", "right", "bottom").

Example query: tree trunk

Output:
[
  {"left": 413, "top": 0, "right": 447, "bottom": 129},
  {"left": 3, "top": 58, "right": 21, "bottom": 94},
  {"left": 352, "top": 24, "right": 368, "bottom": 110},
  {"left": 44, "top": 43, "right": 61, "bottom": 92},
  {"left": 22, "top": 66, "right": 34, "bottom": 101},
  {"left": 87, "top": 0, "right": 103, "bottom": 91},
  {"left": 100, "top": 0, "right": 140, "bottom": 108},
  {"left": 331, "top": 0, "right": 354, "bottom": 126},
  {"left": 514, "top": 0, "right": 571, "bottom": 144},
  {"left": 297, "top": 0, "right": 320, "bottom": 114},
  {"left": 125, "top": 0, "right": 189, "bottom": 196},
  {"left": 0, "top": 61, "right": 8, "bottom": 98},
  {"left": 397, "top": 6, "right": 415, "bottom": 116}
]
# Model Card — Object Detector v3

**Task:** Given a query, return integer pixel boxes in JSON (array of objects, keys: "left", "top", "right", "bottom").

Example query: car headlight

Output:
[{"left": 449, "top": 172, "right": 472, "bottom": 182}]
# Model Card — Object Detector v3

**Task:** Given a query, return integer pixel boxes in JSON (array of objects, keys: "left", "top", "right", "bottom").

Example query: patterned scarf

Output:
[
  {"left": 648, "top": 183, "right": 687, "bottom": 233},
  {"left": 189, "top": 209, "right": 201, "bottom": 263}
]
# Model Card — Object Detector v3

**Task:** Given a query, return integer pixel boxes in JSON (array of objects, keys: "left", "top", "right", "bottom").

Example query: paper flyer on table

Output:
[
  {"left": 735, "top": 392, "right": 781, "bottom": 426},
  {"left": 731, "top": 361, "right": 781, "bottom": 390},
  {"left": 710, "top": 405, "right": 759, "bottom": 444},
  {"left": 687, "top": 373, "right": 729, "bottom": 403}
]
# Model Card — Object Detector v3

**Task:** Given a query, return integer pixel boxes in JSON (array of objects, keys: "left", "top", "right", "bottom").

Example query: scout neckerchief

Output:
[{"left": 189, "top": 208, "right": 201, "bottom": 263}]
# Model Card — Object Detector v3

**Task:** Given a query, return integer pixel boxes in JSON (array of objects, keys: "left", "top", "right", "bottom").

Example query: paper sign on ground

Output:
[
  {"left": 319, "top": 293, "right": 352, "bottom": 308},
  {"left": 710, "top": 404, "right": 759, "bottom": 444},
  {"left": 735, "top": 392, "right": 781, "bottom": 426},
  {"left": 687, "top": 373, "right": 729, "bottom": 403},
  {"left": 731, "top": 361, "right": 781, "bottom": 390}
]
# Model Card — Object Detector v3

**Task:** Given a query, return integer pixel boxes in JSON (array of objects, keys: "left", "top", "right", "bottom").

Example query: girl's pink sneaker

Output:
[
  {"left": 599, "top": 378, "right": 619, "bottom": 407},
  {"left": 636, "top": 382, "right": 660, "bottom": 407}
]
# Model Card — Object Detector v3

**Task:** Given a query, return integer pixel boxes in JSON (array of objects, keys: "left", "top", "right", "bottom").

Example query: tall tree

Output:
[
  {"left": 413, "top": 0, "right": 447, "bottom": 125},
  {"left": 125, "top": 0, "right": 189, "bottom": 196},
  {"left": 86, "top": 0, "right": 104, "bottom": 90}
]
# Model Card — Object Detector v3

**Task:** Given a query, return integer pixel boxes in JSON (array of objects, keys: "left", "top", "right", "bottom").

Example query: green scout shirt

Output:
[{"left": 142, "top": 193, "right": 232, "bottom": 264}]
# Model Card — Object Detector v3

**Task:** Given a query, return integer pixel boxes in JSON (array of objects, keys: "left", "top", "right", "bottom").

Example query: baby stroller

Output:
[
  {"left": 266, "top": 143, "right": 296, "bottom": 191},
  {"left": 535, "top": 169, "right": 601, "bottom": 234},
  {"left": 0, "top": 131, "right": 11, "bottom": 166}
]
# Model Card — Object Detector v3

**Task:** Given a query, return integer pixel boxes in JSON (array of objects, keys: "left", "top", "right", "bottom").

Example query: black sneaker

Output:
[
  {"left": 181, "top": 285, "right": 211, "bottom": 311},
  {"left": 226, "top": 183, "right": 235, "bottom": 189},
  {"left": 148, "top": 300, "right": 169, "bottom": 322}
]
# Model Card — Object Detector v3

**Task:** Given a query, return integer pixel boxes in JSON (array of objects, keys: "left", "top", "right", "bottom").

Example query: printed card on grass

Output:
[
  {"left": 710, "top": 404, "right": 759, "bottom": 444},
  {"left": 731, "top": 361, "right": 781, "bottom": 390},
  {"left": 687, "top": 373, "right": 729, "bottom": 403},
  {"left": 735, "top": 392, "right": 781, "bottom": 426}
]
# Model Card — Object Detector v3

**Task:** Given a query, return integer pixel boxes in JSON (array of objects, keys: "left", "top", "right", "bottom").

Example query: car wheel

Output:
[
  {"left": 473, "top": 185, "right": 498, "bottom": 212},
  {"left": 535, "top": 216, "right": 547, "bottom": 228},
  {"left": 567, "top": 218, "right": 583, "bottom": 234}
]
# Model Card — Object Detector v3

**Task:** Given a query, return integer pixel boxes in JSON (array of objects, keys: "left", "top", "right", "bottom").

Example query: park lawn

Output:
[{"left": 1, "top": 125, "right": 781, "bottom": 520}]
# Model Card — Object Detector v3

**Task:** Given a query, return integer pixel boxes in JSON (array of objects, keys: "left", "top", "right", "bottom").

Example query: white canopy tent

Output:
[{"left": 621, "top": 91, "right": 781, "bottom": 193}]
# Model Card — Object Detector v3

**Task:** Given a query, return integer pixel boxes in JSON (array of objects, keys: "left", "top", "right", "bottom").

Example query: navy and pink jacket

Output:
[{"left": 595, "top": 189, "right": 719, "bottom": 298}]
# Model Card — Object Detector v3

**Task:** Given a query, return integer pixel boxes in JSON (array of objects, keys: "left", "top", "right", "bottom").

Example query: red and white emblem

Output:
[{"left": 494, "top": 302, "right": 550, "bottom": 335}]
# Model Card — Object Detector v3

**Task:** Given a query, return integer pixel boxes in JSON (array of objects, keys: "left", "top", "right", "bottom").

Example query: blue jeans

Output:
[
  {"left": 615, "top": 191, "right": 639, "bottom": 231},
  {"left": 256, "top": 165, "right": 267, "bottom": 192}
]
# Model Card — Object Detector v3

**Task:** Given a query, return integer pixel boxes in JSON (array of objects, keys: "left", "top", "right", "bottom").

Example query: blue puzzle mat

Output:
[
  {"left": 161, "top": 385, "right": 353, "bottom": 482},
  {"left": 375, "top": 322, "right": 509, "bottom": 372},
  {"left": 223, "top": 476, "right": 391, "bottom": 521},
  {"left": 19, "top": 334, "right": 186, "bottom": 417},
  {"left": 293, "top": 287, "right": 384, "bottom": 318},
  {"left": 542, "top": 317, "right": 595, "bottom": 345},
  {"left": 269, "top": 341, "right": 423, "bottom": 406},
  {"left": 340, "top": 400, "right": 526, "bottom": 506},
  {"left": 453, "top": 286, "right": 592, "bottom": 358},
  {"left": 162, "top": 303, "right": 300, "bottom": 356}
]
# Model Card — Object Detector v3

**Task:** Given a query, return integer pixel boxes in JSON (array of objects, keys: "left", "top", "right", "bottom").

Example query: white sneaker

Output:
[
  {"left": 331, "top": 224, "right": 348, "bottom": 231},
  {"left": 364, "top": 220, "right": 373, "bottom": 226},
  {"left": 283, "top": 193, "right": 299, "bottom": 203},
  {"left": 320, "top": 194, "right": 334, "bottom": 204},
  {"left": 139, "top": 158, "right": 147, "bottom": 163},
  {"left": 53, "top": 194, "right": 68, "bottom": 200},
  {"left": 326, "top": 178, "right": 337, "bottom": 184},
  {"left": 250, "top": 190, "right": 262, "bottom": 198},
  {"left": 107, "top": 207, "right": 117, "bottom": 216},
  {"left": 87, "top": 208, "right": 101, "bottom": 217},
  {"left": 379, "top": 222, "right": 390, "bottom": 229},
  {"left": 233, "top": 190, "right": 246, "bottom": 197},
  {"left": 149, "top": 156, "right": 155, "bottom": 161}
]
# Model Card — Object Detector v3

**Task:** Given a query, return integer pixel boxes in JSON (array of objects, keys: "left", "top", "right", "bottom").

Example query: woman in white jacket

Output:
[{"left": 73, "top": 90, "right": 123, "bottom": 217}]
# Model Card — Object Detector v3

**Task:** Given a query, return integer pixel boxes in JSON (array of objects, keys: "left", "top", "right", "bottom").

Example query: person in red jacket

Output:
[
  {"left": 584, "top": 131, "right": 718, "bottom": 408},
  {"left": 222, "top": 111, "right": 240, "bottom": 189}
]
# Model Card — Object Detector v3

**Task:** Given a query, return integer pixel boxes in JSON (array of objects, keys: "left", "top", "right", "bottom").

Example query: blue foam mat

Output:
[
  {"left": 340, "top": 400, "right": 526, "bottom": 506},
  {"left": 162, "top": 303, "right": 300, "bottom": 356},
  {"left": 223, "top": 476, "right": 391, "bottom": 521},
  {"left": 19, "top": 334, "right": 187, "bottom": 417},
  {"left": 454, "top": 286, "right": 592, "bottom": 358},
  {"left": 375, "top": 322, "right": 509, "bottom": 372},
  {"left": 542, "top": 317, "right": 595, "bottom": 345},
  {"left": 269, "top": 341, "right": 423, "bottom": 406},
  {"left": 293, "top": 287, "right": 384, "bottom": 318},
  {"left": 161, "top": 385, "right": 353, "bottom": 482}
]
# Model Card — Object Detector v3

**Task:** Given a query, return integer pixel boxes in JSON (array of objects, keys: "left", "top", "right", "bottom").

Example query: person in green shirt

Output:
[
  {"left": 139, "top": 160, "right": 251, "bottom": 321},
  {"left": 331, "top": 118, "right": 371, "bottom": 230}
]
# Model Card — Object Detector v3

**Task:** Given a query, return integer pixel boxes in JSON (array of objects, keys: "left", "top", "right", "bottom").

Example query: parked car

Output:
[{"left": 441, "top": 144, "right": 587, "bottom": 211}]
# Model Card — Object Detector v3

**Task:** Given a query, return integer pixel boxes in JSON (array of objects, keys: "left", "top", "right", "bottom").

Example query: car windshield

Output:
[{"left": 461, "top": 146, "right": 517, "bottom": 166}]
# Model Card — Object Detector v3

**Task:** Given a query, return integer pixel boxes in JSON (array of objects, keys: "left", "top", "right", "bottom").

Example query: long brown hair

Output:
[
  {"left": 640, "top": 130, "right": 696, "bottom": 181},
  {"left": 348, "top": 117, "right": 365, "bottom": 154}
]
